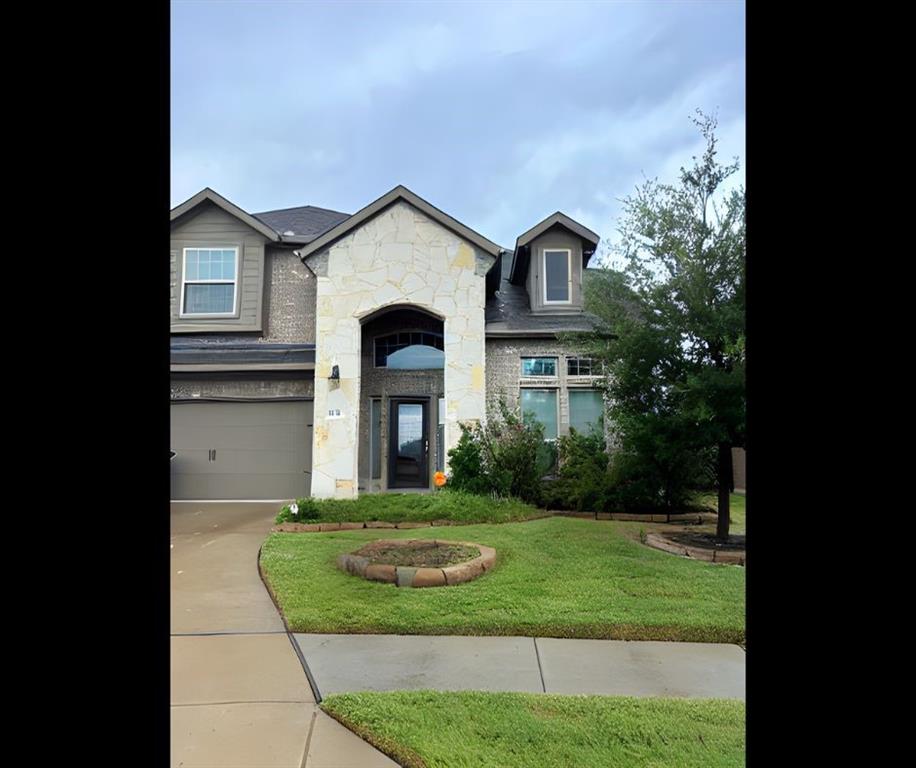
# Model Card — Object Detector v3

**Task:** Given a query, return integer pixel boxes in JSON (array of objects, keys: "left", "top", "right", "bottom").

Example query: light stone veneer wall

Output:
[{"left": 310, "top": 201, "right": 493, "bottom": 499}]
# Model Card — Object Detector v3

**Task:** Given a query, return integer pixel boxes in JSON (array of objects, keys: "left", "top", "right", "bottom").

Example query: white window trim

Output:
[
  {"left": 542, "top": 248, "right": 573, "bottom": 305},
  {"left": 179, "top": 246, "right": 240, "bottom": 318}
]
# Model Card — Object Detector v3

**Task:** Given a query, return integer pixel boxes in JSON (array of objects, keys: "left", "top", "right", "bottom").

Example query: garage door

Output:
[{"left": 170, "top": 400, "right": 313, "bottom": 500}]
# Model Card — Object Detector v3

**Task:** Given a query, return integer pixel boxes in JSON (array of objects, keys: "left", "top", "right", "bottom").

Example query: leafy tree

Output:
[{"left": 574, "top": 110, "right": 745, "bottom": 538}]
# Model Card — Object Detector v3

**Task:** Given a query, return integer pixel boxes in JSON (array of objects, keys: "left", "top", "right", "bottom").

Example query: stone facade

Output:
[{"left": 310, "top": 201, "right": 492, "bottom": 499}]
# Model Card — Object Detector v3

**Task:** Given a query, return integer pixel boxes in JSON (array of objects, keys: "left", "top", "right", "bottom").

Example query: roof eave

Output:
[
  {"left": 298, "top": 185, "right": 503, "bottom": 262},
  {"left": 170, "top": 188, "right": 281, "bottom": 241}
]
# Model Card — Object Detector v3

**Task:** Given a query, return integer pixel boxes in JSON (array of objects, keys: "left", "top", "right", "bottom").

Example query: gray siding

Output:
[
  {"left": 526, "top": 229, "right": 585, "bottom": 314},
  {"left": 170, "top": 201, "right": 267, "bottom": 333}
]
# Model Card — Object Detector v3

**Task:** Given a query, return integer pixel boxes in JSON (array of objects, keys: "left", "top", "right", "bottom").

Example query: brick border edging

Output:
[
  {"left": 644, "top": 532, "right": 745, "bottom": 565},
  {"left": 336, "top": 539, "right": 497, "bottom": 588},
  {"left": 271, "top": 510, "right": 716, "bottom": 533},
  {"left": 273, "top": 520, "right": 435, "bottom": 532}
]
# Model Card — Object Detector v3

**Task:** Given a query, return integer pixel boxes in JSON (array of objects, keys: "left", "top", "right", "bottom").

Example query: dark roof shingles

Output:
[
  {"left": 484, "top": 263, "right": 606, "bottom": 334},
  {"left": 252, "top": 205, "right": 350, "bottom": 241}
]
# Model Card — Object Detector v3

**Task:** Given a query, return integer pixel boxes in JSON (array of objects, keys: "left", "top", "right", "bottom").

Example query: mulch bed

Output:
[
  {"left": 665, "top": 532, "right": 746, "bottom": 551},
  {"left": 644, "top": 531, "right": 745, "bottom": 565},
  {"left": 352, "top": 540, "right": 481, "bottom": 568}
]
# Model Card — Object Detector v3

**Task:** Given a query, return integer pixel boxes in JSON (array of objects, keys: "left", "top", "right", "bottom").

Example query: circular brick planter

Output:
[
  {"left": 644, "top": 532, "right": 745, "bottom": 565},
  {"left": 336, "top": 539, "right": 496, "bottom": 588}
]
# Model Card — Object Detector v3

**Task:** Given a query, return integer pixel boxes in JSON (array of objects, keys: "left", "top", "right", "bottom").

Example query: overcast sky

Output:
[{"left": 171, "top": 0, "right": 744, "bottom": 258}]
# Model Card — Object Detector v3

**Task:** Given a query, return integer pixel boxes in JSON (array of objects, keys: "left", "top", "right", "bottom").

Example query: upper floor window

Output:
[
  {"left": 543, "top": 249, "right": 572, "bottom": 304},
  {"left": 521, "top": 357, "right": 557, "bottom": 376},
  {"left": 375, "top": 331, "right": 444, "bottom": 369},
  {"left": 567, "top": 357, "right": 596, "bottom": 376},
  {"left": 181, "top": 247, "right": 238, "bottom": 316}
]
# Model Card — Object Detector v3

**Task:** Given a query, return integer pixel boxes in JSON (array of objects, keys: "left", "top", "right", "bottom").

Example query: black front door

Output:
[{"left": 388, "top": 399, "right": 429, "bottom": 488}]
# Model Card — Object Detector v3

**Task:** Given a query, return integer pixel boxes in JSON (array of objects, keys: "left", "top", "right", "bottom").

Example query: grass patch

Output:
[
  {"left": 276, "top": 490, "right": 543, "bottom": 525},
  {"left": 696, "top": 493, "right": 746, "bottom": 535},
  {"left": 321, "top": 691, "right": 745, "bottom": 768},
  {"left": 260, "top": 517, "right": 745, "bottom": 642}
]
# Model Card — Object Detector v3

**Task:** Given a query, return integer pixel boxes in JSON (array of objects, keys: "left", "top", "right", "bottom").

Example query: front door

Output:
[{"left": 388, "top": 399, "right": 429, "bottom": 488}]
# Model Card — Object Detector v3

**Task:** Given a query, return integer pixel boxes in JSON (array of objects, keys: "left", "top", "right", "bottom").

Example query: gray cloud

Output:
[{"left": 172, "top": 0, "right": 744, "bottom": 249}]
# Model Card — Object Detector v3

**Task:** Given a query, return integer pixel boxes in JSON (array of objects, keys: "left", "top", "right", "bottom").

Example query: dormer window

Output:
[
  {"left": 180, "top": 247, "right": 239, "bottom": 316},
  {"left": 543, "top": 249, "right": 572, "bottom": 304}
]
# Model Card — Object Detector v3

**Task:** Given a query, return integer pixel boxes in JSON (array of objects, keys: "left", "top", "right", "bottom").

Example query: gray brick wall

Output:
[
  {"left": 357, "top": 310, "right": 444, "bottom": 492},
  {"left": 170, "top": 375, "right": 315, "bottom": 400},
  {"left": 263, "top": 247, "right": 317, "bottom": 343},
  {"left": 484, "top": 338, "right": 608, "bottom": 439}
]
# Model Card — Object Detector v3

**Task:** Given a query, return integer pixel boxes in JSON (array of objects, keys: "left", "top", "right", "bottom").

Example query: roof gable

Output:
[
  {"left": 170, "top": 188, "right": 280, "bottom": 241},
  {"left": 298, "top": 185, "right": 504, "bottom": 263},
  {"left": 509, "top": 212, "right": 601, "bottom": 284}
]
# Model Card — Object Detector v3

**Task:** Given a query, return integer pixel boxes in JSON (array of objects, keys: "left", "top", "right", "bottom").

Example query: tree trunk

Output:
[{"left": 716, "top": 442, "right": 732, "bottom": 540}]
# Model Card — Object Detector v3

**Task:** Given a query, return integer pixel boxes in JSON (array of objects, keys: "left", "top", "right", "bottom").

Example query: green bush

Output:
[
  {"left": 445, "top": 399, "right": 552, "bottom": 505},
  {"left": 446, "top": 424, "right": 491, "bottom": 496},
  {"left": 481, "top": 400, "right": 550, "bottom": 504},
  {"left": 276, "top": 497, "right": 320, "bottom": 524},
  {"left": 542, "top": 424, "right": 611, "bottom": 512},
  {"left": 603, "top": 414, "right": 714, "bottom": 512}
]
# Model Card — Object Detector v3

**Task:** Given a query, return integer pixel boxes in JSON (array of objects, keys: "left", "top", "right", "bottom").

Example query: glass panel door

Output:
[{"left": 388, "top": 400, "right": 428, "bottom": 488}]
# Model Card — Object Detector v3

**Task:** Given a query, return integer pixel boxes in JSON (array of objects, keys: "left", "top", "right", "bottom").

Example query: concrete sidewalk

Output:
[
  {"left": 294, "top": 633, "right": 746, "bottom": 700},
  {"left": 171, "top": 502, "right": 397, "bottom": 768}
]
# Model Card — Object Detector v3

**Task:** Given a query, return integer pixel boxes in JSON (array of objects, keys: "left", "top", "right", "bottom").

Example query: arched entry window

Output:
[{"left": 374, "top": 331, "right": 444, "bottom": 369}]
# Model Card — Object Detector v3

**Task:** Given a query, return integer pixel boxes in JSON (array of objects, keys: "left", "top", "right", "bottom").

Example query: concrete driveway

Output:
[{"left": 170, "top": 501, "right": 397, "bottom": 768}]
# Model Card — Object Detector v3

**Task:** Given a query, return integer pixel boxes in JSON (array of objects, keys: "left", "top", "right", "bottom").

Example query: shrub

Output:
[
  {"left": 542, "top": 424, "right": 611, "bottom": 512},
  {"left": 603, "top": 417, "right": 714, "bottom": 512},
  {"left": 446, "top": 424, "right": 491, "bottom": 496},
  {"left": 276, "top": 497, "right": 320, "bottom": 524},
  {"left": 479, "top": 400, "right": 549, "bottom": 504},
  {"left": 445, "top": 399, "right": 552, "bottom": 505}
]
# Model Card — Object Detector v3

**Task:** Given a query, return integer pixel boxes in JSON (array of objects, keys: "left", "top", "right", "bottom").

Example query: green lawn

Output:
[
  {"left": 278, "top": 490, "right": 544, "bottom": 525},
  {"left": 697, "top": 493, "right": 746, "bottom": 535},
  {"left": 728, "top": 494, "right": 746, "bottom": 534},
  {"left": 260, "top": 517, "right": 745, "bottom": 643},
  {"left": 322, "top": 691, "right": 745, "bottom": 768}
]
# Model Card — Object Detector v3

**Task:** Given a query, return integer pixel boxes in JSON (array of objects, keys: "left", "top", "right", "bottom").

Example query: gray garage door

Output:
[{"left": 170, "top": 400, "right": 313, "bottom": 500}]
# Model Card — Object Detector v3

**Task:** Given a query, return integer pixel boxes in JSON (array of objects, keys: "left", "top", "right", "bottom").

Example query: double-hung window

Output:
[
  {"left": 543, "top": 249, "right": 572, "bottom": 304},
  {"left": 181, "top": 247, "right": 239, "bottom": 316}
]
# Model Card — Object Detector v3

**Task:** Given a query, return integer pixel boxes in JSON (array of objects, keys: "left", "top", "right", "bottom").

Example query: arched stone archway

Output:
[{"left": 310, "top": 201, "right": 489, "bottom": 499}]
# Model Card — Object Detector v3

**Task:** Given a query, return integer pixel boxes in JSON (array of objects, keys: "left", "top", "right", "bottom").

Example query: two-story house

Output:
[{"left": 170, "top": 185, "right": 606, "bottom": 500}]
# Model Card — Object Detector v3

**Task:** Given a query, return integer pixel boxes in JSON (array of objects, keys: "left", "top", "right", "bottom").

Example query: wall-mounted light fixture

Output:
[{"left": 330, "top": 365, "right": 340, "bottom": 380}]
